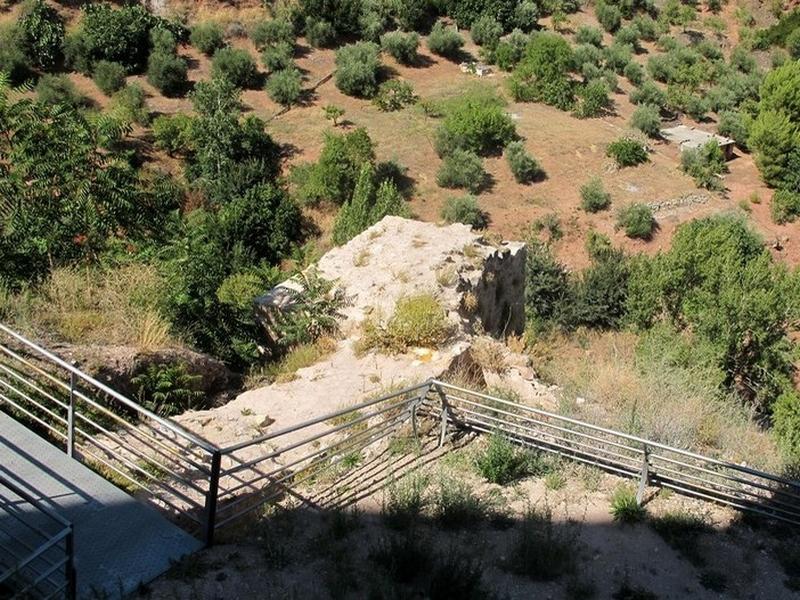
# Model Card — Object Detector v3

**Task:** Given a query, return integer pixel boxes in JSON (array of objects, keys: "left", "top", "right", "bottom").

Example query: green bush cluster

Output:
[
  {"left": 509, "top": 33, "right": 575, "bottom": 110},
  {"left": 334, "top": 42, "right": 382, "bottom": 98},
  {"left": 190, "top": 21, "right": 225, "bottom": 56},
  {"left": 93, "top": 60, "right": 127, "bottom": 96},
  {"left": 36, "top": 74, "right": 86, "bottom": 108},
  {"left": 261, "top": 42, "right": 295, "bottom": 73},
  {"left": 380, "top": 30, "right": 419, "bottom": 65},
  {"left": 606, "top": 137, "right": 648, "bottom": 167},
  {"left": 771, "top": 189, "right": 800, "bottom": 224},
  {"left": 331, "top": 163, "right": 408, "bottom": 245},
  {"left": 630, "top": 104, "right": 661, "bottom": 137},
  {"left": 19, "top": 0, "right": 64, "bottom": 69},
  {"left": 470, "top": 15, "right": 503, "bottom": 50},
  {"left": 436, "top": 149, "right": 486, "bottom": 193},
  {"left": 427, "top": 22, "right": 464, "bottom": 59},
  {"left": 212, "top": 47, "right": 258, "bottom": 88},
  {"left": 440, "top": 195, "right": 488, "bottom": 229},
  {"left": 434, "top": 90, "right": 517, "bottom": 157},
  {"left": 505, "top": 141, "right": 543, "bottom": 184},
  {"left": 580, "top": 177, "right": 612, "bottom": 212},
  {"left": 616, "top": 203, "right": 655, "bottom": 239},
  {"left": 680, "top": 141, "right": 727, "bottom": 191},
  {"left": 266, "top": 68, "right": 303, "bottom": 107},
  {"left": 251, "top": 18, "right": 295, "bottom": 50},
  {"left": 475, "top": 433, "right": 530, "bottom": 484},
  {"left": 361, "top": 293, "right": 451, "bottom": 353},
  {"left": 147, "top": 29, "right": 188, "bottom": 97},
  {"left": 373, "top": 79, "right": 416, "bottom": 111}
]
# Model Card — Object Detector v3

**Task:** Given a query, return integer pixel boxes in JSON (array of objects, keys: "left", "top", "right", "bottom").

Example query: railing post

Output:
[
  {"left": 67, "top": 369, "right": 76, "bottom": 458},
  {"left": 435, "top": 384, "right": 450, "bottom": 448},
  {"left": 202, "top": 450, "right": 222, "bottom": 547},
  {"left": 636, "top": 444, "right": 650, "bottom": 506},
  {"left": 66, "top": 524, "right": 76, "bottom": 600}
]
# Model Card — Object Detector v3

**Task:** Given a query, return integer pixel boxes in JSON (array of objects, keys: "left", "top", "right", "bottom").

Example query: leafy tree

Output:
[
  {"left": 395, "top": 0, "right": 434, "bottom": 32},
  {"left": 629, "top": 80, "right": 667, "bottom": 109},
  {"left": 147, "top": 46, "right": 188, "bottom": 97},
  {"left": 153, "top": 113, "right": 194, "bottom": 155},
  {"left": 574, "top": 80, "right": 611, "bottom": 118},
  {"left": 680, "top": 141, "right": 727, "bottom": 191},
  {"left": 294, "top": 127, "right": 376, "bottom": 205},
  {"left": 380, "top": 31, "right": 420, "bottom": 65},
  {"left": 19, "top": 0, "right": 64, "bottom": 69},
  {"left": 187, "top": 78, "right": 281, "bottom": 204},
  {"left": 575, "top": 25, "right": 604, "bottom": 46},
  {"left": 373, "top": 79, "right": 417, "bottom": 111},
  {"left": 191, "top": 21, "right": 225, "bottom": 56},
  {"left": 212, "top": 47, "right": 258, "bottom": 88},
  {"left": 0, "top": 75, "right": 162, "bottom": 286},
  {"left": 359, "top": 0, "right": 394, "bottom": 42},
  {"left": 505, "top": 141, "right": 543, "bottom": 183},
  {"left": 436, "top": 149, "right": 486, "bottom": 193},
  {"left": 448, "top": 0, "right": 517, "bottom": 30},
  {"left": 323, "top": 104, "right": 345, "bottom": 126},
  {"left": 261, "top": 42, "right": 295, "bottom": 73},
  {"left": 93, "top": 60, "right": 127, "bottom": 95},
  {"left": 0, "top": 26, "right": 30, "bottom": 85},
  {"left": 607, "top": 137, "right": 649, "bottom": 167},
  {"left": 494, "top": 29, "right": 530, "bottom": 71},
  {"left": 76, "top": 3, "right": 160, "bottom": 72},
  {"left": 604, "top": 42, "right": 633, "bottom": 74},
  {"left": 298, "top": 0, "right": 362, "bottom": 36},
  {"left": 717, "top": 110, "right": 750, "bottom": 149},
  {"left": 266, "top": 68, "right": 303, "bottom": 106},
  {"left": 332, "top": 164, "right": 408, "bottom": 244},
  {"left": 509, "top": 33, "right": 575, "bottom": 110},
  {"left": 771, "top": 189, "right": 800, "bottom": 224},
  {"left": 514, "top": 1, "right": 539, "bottom": 31},
  {"left": 525, "top": 241, "right": 571, "bottom": 331},
  {"left": 304, "top": 17, "right": 336, "bottom": 48},
  {"left": 580, "top": 177, "right": 612, "bottom": 212},
  {"left": 334, "top": 42, "right": 381, "bottom": 98},
  {"left": 435, "top": 90, "right": 517, "bottom": 156},
  {"left": 630, "top": 104, "right": 661, "bottom": 137},
  {"left": 427, "top": 22, "right": 464, "bottom": 59},
  {"left": 567, "top": 248, "right": 630, "bottom": 329},
  {"left": 251, "top": 18, "right": 295, "bottom": 50},
  {"left": 748, "top": 110, "right": 798, "bottom": 188},
  {"left": 616, "top": 203, "right": 655, "bottom": 238},
  {"left": 471, "top": 15, "right": 503, "bottom": 50},
  {"left": 596, "top": 0, "right": 622, "bottom": 32},
  {"left": 626, "top": 216, "right": 797, "bottom": 407}
]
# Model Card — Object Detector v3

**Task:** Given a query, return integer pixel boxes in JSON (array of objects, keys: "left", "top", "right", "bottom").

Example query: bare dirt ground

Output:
[{"left": 145, "top": 437, "right": 798, "bottom": 600}]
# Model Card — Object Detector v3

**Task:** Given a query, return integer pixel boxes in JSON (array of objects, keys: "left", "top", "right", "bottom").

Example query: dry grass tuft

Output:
[{"left": 470, "top": 337, "right": 508, "bottom": 374}]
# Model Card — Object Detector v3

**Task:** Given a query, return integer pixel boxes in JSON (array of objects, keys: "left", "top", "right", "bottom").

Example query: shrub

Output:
[
  {"left": 525, "top": 241, "right": 570, "bottom": 330},
  {"left": 334, "top": 42, "right": 381, "bottom": 98},
  {"left": 623, "top": 61, "right": 644, "bottom": 85},
  {"left": 19, "top": 0, "right": 64, "bottom": 69},
  {"left": 369, "top": 534, "right": 430, "bottom": 583},
  {"left": 261, "top": 42, "right": 295, "bottom": 73},
  {"left": 604, "top": 42, "right": 633, "bottom": 74},
  {"left": 606, "top": 137, "right": 648, "bottom": 167},
  {"left": 0, "top": 26, "right": 31, "bottom": 84},
  {"left": 373, "top": 79, "right": 416, "bottom": 111},
  {"left": 190, "top": 21, "right": 225, "bottom": 55},
  {"left": 580, "top": 177, "right": 612, "bottom": 212},
  {"left": 435, "top": 91, "right": 517, "bottom": 156},
  {"left": 509, "top": 33, "right": 575, "bottom": 110},
  {"left": 680, "top": 140, "right": 727, "bottom": 190},
  {"left": 382, "top": 474, "right": 429, "bottom": 529},
  {"left": 304, "top": 16, "right": 336, "bottom": 48},
  {"left": 717, "top": 111, "right": 749, "bottom": 149},
  {"left": 78, "top": 3, "right": 158, "bottom": 71},
  {"left": 787, "top": 27, "right": 800, "bottom": 59},
  {"left": 380, "top": 30, "right": 419, "bottom": 65},
  {"left": 293, "top": 127, "right": 376, "bottom": 205},
  {"left": 331, "top": 163, "right": 408, "bottom": 245},
  {"left": 610, "top": 485, "right": 645, "bottom": 523},
  {"left": 432, "top": 476, "right": 486, "bottom": 529},
  {"left": 471, "top": 15, "right": 503, "bottom": 49},
  {"left": 436, "top": 149, "right": 486, "bottom": 192},
  {"left": 266, "top": 68, "right": 303, "bottom": 106},
  {"left": 771, "top": 189, "right": 800, "bottom": 224},
  {"left": 475, "top": 433, "right": 529, "bottom": 484},
  {"left": 575, "top": 24, "right": 603, "bottom": 46},
  {"left": 36, "top": 75, "right": 85, "bottom": 108},
  {"left": 630, "top": 104, "right": 661, "bottom": 137},
  {"left": 110, "top": 83, "right": 150, "bottom": 126},
  {"left": 251, "top": 18, "right": 295, "bottom": 50},
  {"left": 427, "top": 21, "right": 464, "bottom": 59},
  {"left": 615, "top": 25, "right": 640, "bottom": 50},
  {"left": 616, "top": 203, "right": 655, "bottom": 239},
  {"left": 574, "top": 79, "right": 611, "bottom": 118},
  {"left": 323, "top": 104, "right": 344, "bottom": 126},
  {"left": 597, "top": 0, "right": 622, "bottom": 32},
  {"left": 508, "top": 507, "right": 577, "bottom": 580},
  {"left": 211, "top": 47, "right": 258, "bottom": 88},
  {"left": 773, "top": 391, "right": 800, "bottom": 465},
  {"left": 132, "top": 362, "right": 204, "bottom": 417},
  {"left": 93, "top": 60, "right": 127, "bottom": 95},
  {"left": 629, "top": 80, "right": 667, "bottom": 109},
  {"left": 505, "top": 140, "right": 542, "bottom": 183},
  {"left": 147, "top": 50, "right": 188, "bottom": 97},
  {"left": 361, "top": 293, "right": 450, "bottom": 353},
  {"left": 494, "top": 29, "right": 529, "bottom": 71},
  {"left": 440, "top": 195, "right": 488, "bottom": 229},
  {"left": 152, "top": 113, "right": 193, "bottom": 155}
]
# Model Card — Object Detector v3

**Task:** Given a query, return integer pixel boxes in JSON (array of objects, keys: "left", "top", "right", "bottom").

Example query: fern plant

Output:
[{"left": 132, "top": 363, "right": 205, "bottom": 417}]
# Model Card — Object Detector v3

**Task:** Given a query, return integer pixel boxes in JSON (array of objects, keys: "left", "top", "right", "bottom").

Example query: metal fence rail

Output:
[
  {"left": 0, "top": 474, "right": 75, "bottom": 600},
  {"left": 2, "top": 318, "right": 799, "bottom": 548},
  {"left": 432, "top": 381, "right": 800, "bottom": 525},
  {"left": 0, "top": 324, "right": 219, "bottom": 539}
]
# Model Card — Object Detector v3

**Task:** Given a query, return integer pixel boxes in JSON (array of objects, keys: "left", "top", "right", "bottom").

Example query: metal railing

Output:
[
  {"left": 0, "top": 324, "right": 220, "bottom": 541},
  {"left": 433, "top": 380, "right": 800, "bottom": 525},
  {"left": 0, "top": 473, "right": 75, "bottom": 600},
  {"left": 2, "top": 319, "right": 799, "bottom": 550}
]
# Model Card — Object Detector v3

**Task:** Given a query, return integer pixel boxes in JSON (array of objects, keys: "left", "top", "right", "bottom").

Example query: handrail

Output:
[
  {"left": 0, "top": 323, "right": 217, "bottom": 453},
  {"left": 0, "top": 473, "right": 76, "bottom": 599}
]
